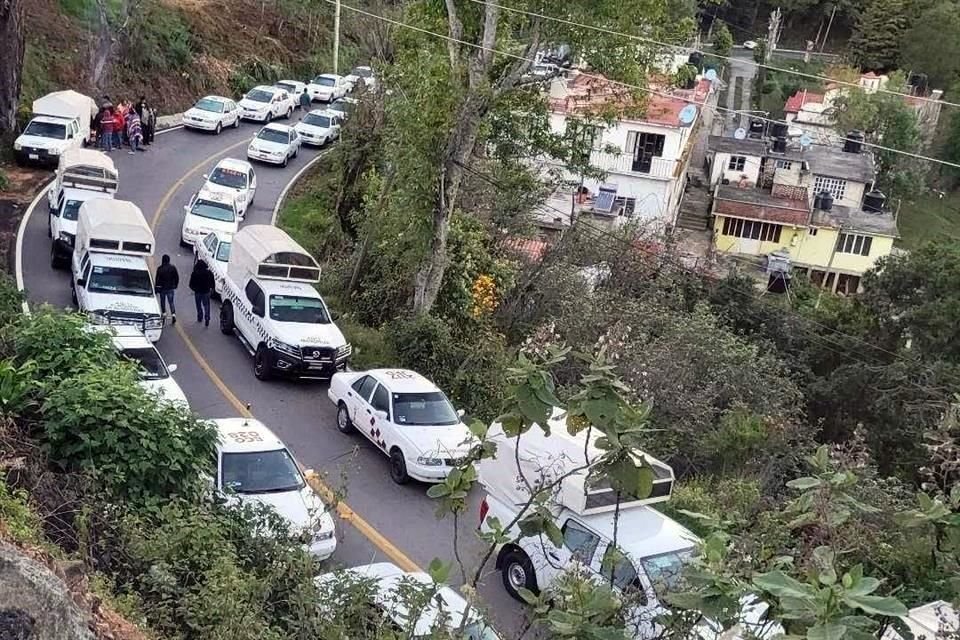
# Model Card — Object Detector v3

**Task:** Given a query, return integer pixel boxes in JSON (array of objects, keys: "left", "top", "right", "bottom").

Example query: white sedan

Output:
[
  {"left": 316, "top": 563, "right": 503, "bottom": 638},
  {"left": 343, "top": 66, "right": 376, "bottom": 92},
  {"left": 194, "top": 230, "right": 232, "bottom": 298},
  {"left": 294, "top": 109, "right": 342, "bottom": 147},
  {"left": 275, "top": 80, "right": 308, "bottom": 106},
  {"left": 238, "top": 85, "right": 296, "bottom": 122},
  {"left": 201, "top": 158, "right": 257, "bottom": 217},
  {"left": 180, "top": 188, "right": 239, "bottom": 247},
  {"left": 183, "top": 96, "right": 242, "bottom": 134},
  {"left": 93, "top": 325, "right": 189, "bottom": 407},
  {"left": 212, "top": 418, "right": 337, "bottom": 560},
  {"left": 247, "top": 123, "right": 301, "bottom": 167},
  {"left": 307, "top": 73, "right": 348, "bottom": 102},
  {"left": 327, "top": 368, "right": 475, "bottom": 484},
  {"left": 742, "top": 40, "right": 758, "bottom": 50}
]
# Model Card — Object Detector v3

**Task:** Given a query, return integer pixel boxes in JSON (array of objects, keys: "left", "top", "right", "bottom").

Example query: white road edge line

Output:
[
  {"left": 15, "top": 180, "right": 53, "bottom": 315},
  {"left": 270, "top": 146, "right": 331, "bottom": 226}
]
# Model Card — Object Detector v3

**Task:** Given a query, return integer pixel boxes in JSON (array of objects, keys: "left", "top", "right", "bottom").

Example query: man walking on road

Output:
[
  {"left": 189, "top": 260, "right": 215, "bottom": 327},
  {"left": 155, "top": 254, "right": 179, "bottom": 325},
  {"left": 299, "top": 88, "right": 311, "bottom": 112}
]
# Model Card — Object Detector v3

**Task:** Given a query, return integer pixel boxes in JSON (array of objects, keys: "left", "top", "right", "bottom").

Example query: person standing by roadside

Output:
[
  {"left": 99, "top": 106, "right": 114, "bottom": 153},
  {"left": 126, "top": 108, "right": 144, "bottom": 154},
  {"left": 154, "top": 254, "right": 179, "bottom": 325},
  {"left": 189, "top": 260, "right": 215, "bottom": 326},
  {"left": 112, "top": 104, "right": 124, "bottom": 149},
  {"left": 140, "top": 99, "right": 156, "bottom": 146},
  {"left": 299, "top": 88, "right": 311, "bottom": 113}
]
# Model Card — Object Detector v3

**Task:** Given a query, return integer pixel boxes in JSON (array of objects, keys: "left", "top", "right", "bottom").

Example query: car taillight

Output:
[{"left": 478, "top": 495, "right": 489, "bottom": 529}]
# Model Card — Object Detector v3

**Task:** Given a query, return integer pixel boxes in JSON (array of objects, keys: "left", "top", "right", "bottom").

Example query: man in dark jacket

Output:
[
  {"left": 155, "top": 254, "right": 179, "bottom": 324},
  {"left": 189, "top": 261, "right": 215, "bottom": 326},
  {"left": 299, "top": 88, "right": 311, "bottom": 112}
]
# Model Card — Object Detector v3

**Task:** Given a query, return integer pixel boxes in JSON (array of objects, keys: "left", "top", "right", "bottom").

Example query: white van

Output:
[
  {"left": 71, "top": 200, "right": 163, "bottom": 342},
  {"left": 14, "top": 91, "right": 97, "bottom": 166},
  {"left": 48, "top": 149, "right": 118, "bottom": 269}
]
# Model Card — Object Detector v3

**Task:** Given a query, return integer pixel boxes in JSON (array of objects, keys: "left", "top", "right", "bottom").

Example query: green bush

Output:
[
  {"left": 124, "top": 3, "right": 195, "bottom": 72},
  {"left": 0, "top": 271, "right": 23, "bottom": 329},
  {"left": 659, "top": 475, "right": 763, "bottom": 536},
  {"left": 13, "top": 311, "right": 115, "bottom": 381},
  {"left": 0, "top": 478, "right": 44, "bottom": 545}
]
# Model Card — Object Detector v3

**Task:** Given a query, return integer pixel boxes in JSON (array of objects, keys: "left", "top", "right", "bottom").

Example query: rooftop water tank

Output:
[
  {"left": 819, "top": 190, "right": 834, "bottom": 211},
  {"left": 771, "top": 121, "right": 789, "bottom": 138},
  {"left": 843, "top": 130, "right": 865, "bottom": 154},
  {"left": 863, "top": 190, "right": 886, "bottom": 213},
  {"left": 772, "top": 136, "right": 787, "bottom": 153}
]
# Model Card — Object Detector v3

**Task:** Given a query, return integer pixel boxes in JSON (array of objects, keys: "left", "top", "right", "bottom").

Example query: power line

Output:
[
  {"left": 465, "top": 0, "right": 957, "bottom": 110},
  {"left": 327, "top": 0, "right": 960, "bottom": 171}
]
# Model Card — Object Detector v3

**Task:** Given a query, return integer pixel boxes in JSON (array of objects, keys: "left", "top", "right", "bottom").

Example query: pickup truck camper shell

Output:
[
  {"left": 478, "top": 408, "right": 675, "bottom": 515},
  {"left": 227, "top": 224, "right": 320, "bottom": 284},
  {"left": 76, "top": 200, "right": 154, "bottom": 257},
  {"left": 54, "top": 148, "right": 118, "bottom": 193}
]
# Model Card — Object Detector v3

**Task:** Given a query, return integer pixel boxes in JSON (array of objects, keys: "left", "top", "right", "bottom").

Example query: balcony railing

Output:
[{"left": 588, "top": 151, "right": 677, "bottom": 179}]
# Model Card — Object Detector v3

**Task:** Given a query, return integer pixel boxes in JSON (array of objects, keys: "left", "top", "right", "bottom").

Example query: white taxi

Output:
[
  {"left": 327, "top": 369, "right": 476, "bottom": 484},
  {"left": 201, "top": 158, "right": 257, "bottom": 216},
  {"left": 238, "top": 85, "right": 296, "bottom": 122},
  {"left": 294, "top": 109, "right": 342, "bottom": 147},
  {"left": 274, "top": 80, "right": 308, "bottom": 106},
  {"left": 193, "top": 230, "right": 232, "bottom": 297},
  {"left": 180, "top": 188, "right": 239, "bottom": 247},
  {"left": 105, "top": 325, "right": 189, "bottom": 407},
  {"left": 212, "top": 418, "right": 337, "bottom": 560},
  {"left": 247, "top": 123, "right": 301, "bottom": 167},
  {"left": 183, "top": 95, "right": 242, "bottom": 134},
  {"left": 307, "top": 73, "right": 348, "bottom": 102},
  {"left": 343, "top": 66, "right": 376, "bottom": 92}
]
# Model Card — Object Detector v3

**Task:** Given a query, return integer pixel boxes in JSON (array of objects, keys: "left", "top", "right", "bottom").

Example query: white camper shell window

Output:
[
  {"left": 57, "top": 149, "right": 118, "bottom": 193},
  {"left": 76, "top": 200, "right": 154, "bottom": 257},
  {"left": 228, "top": 225, "right": 321, "bottom": 284}
]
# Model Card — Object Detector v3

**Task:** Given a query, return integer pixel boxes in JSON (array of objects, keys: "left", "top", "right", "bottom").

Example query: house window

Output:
[
  {"left": 614, "top": 196, "right": 636, "bottom": 218},
  {"left": 836, "top": 273, "right": 861, "bottom": 295},
  {"left": 808, "top": 227, "right": 818, "bottom": 236},
  {"left": 721, "top": 217, "right": 783, "bottom": 243},
  {"left": 836, "top": 232, "right": 873, "bottom": 256},
  {"left": 631, "top": 132, "right": 665, "bottom": 174},
  {"left": 776, "top": 160, "right": 793, "bottom": 169},
  {"left": 813, "top": 175, "right": 847, "bottom": 201},
  {"left": 728, "top": 155, "right": 747, "bottom": 171}
]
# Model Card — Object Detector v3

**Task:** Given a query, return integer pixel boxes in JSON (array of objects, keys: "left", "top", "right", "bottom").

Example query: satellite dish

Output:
[
  {"left": 679, "top": 104, "right": 697, "bottom": 126},
  {"left": 799, "top": 133, "right": 813, "bottom": 148},
  {"left": 734, "top": 127, "right": 747, "bottom": 140},
  {"left": 704, "top": 69, "right": 718, "bottom": 82}
]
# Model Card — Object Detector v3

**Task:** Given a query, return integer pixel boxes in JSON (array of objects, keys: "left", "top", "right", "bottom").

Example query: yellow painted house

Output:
[{"left": 707, "top": 136, "right": 898, "bottom": 294}]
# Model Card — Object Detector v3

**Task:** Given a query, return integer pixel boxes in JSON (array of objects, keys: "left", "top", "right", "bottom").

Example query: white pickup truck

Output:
[
  {"left": 217, "top": 225, "right": 351, "bottom": 380},
  {"left": 48, "top": 149, "right": 118, "bottom": 269},
  {"left": 71, "top": 200, "right": 163, "bottom": 342},
  {"left": 14, "top": 91, "right": 97, "bottom": 166}
]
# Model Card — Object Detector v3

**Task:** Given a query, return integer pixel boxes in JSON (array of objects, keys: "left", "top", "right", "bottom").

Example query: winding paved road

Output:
[{"left": 17, "top": 122, "right": 523, "bottom": 634}]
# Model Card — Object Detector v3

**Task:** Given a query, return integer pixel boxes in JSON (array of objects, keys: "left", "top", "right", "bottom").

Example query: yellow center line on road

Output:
[{"left": 149, "top": 141, "right": 422, "bottom": 573}]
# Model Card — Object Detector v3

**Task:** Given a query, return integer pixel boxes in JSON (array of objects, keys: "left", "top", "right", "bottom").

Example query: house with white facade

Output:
[{"left": 535, "top": 72, "right": 715, "bottom": 232}]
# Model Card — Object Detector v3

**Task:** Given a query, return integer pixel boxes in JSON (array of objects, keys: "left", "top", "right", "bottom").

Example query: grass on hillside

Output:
[{"left": 896, "top": 192, "right": 960, "bottom": 250}]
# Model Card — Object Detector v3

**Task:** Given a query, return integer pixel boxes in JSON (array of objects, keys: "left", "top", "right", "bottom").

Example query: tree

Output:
[
  {"left": 900, "top": 3, "right": 960, "bottom": 90},
  {"left": 0, "top": 0, "right": 24, "bottom": 134},
  {"left": 848, "top": 0, "right": 908, "bottom": 71},
  {"left": 712, "top": 22, "right": 733, "bottom": 57}
]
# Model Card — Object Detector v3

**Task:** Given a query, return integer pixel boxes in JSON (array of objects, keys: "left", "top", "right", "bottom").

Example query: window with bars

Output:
[
  {"left": 614, "top": 196, "right": 637, "bottom": 218},
  {"left": 776, "top": 159, "right": 793, "bottom": 169},
  {"left": 813, "top": 175, "right": 847, "bottom": 201},
  {"left": 721, "top": 217, "right": 783, "bottom": 243},
  {"left": 728, "top": 155, "right": 746, "bottom": 171},
  {"left": 836, "top": 233, "right": 873, "bottom": 256},
  {"left": 625, "top": 131, "right": 665, "bottom": 174}
]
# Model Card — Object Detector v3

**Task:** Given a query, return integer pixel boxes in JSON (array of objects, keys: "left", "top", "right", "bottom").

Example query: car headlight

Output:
[
  {"left": 58, "top": 231, "right": 75, "bottom": 246},
  {"left": 268, "top": 338, "right": 300, "bottom": 358},
  {"left": 416, "top": 456, "right": 443, "bottom": 466},
  {"left": 13, "top": 142, "right": 21, "bottom": 151},
  {"left": 144, "top": 315, "right": 163, "bottom": 329},
  {"left": 48, "top": 147, "right": 61, "bottom": 155},
  {"left": 336, "top": 343, "right": 352, "bottom": 359},
  {"left": 314, "top": 529, "right": 334, "bottom": 541},
  {"left": 89, "top": 310, "right": 110, "bottom": 325}
]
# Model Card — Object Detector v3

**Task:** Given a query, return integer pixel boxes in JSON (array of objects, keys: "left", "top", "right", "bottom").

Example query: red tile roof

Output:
[
  {"left": 504, "top": 237, "right": 551, "bottom": 262},
  {"left": 714, "top": 192, "right": 810, "bottom": 226},
  {"left": 784, "top": 90, "right": 824, "bottom": 114},
  {"left": 549, "top": 74, "right": 711, "bottom": 127}
]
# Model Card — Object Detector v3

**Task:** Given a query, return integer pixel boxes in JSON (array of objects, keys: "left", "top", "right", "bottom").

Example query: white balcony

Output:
[{"left": 588, "top": 151, "right": 678, "bottom": 179}]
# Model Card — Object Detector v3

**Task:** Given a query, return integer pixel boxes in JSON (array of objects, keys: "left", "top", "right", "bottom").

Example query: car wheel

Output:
[
  {"left": 50, "top": 245, "right": 63, "bottom": 270},
  {"left": 281, "top": 154, "right": 289, "bottom": 168},
  {"left": 292, "top": 146, "right": 299, "bottom": 159},
  {"left": 389, "top": 448, "right": 410, "bottom": 485},
  {"left": 233, "top": 116, "right": 240, "bottom": 129},
  {"left": 47, "top": 216, "right": 52, "bottom": 238},
  {"left": 501, "top": 550, "right": 539, "bottom": 602},
  {"left": 215, "top": 122, "right": 222, "bottom": 135},
  {"left": 219, "top": 302, "right": 235, "bottom": 335},
  {"left": 336, "top": 402, "right": 355, "bottom": 434},
  {"left": 179, "top": 237, "right": 190, "bottom": 248},
  {"left": 70, "top": 283, "right": 77, "bottom": 307},
  {"left": 254, "top": 344, "right": 273, "bottom": 380},
  {"left": 286, "top": 108, "right": 293, "bottom": 119}
]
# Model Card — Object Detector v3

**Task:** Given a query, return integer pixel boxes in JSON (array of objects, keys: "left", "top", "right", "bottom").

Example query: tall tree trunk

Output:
[{"left": 0, "top": 0, "right": 25, "bottom": 134}]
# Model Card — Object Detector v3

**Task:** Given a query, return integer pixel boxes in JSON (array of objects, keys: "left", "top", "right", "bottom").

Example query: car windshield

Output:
[
  {"left": 257, "top": 128, "right": 289, "bottom": 144},
  {"left": 215, "top": 241, "right": 231, "bottom": 262},
  {"left": 62, "top": 200, "right": 84, "bottom": 221},
  {"left": 121, "top": 346, "right": 168, "bottom": 380},
  {"left": 191, "top": 199, "right": 235, "bottom": 222},
  {"left": 392, "top": 392, "right": 459, "bottom": 426},
  {"left": 268, "top": 295, "right": 330, "bottom": 323},
  {"left": 88, "top": 266, "right": 153, "bottom": 296},
  {"left": 352, "top": 67, "right": 372, "bottom": 78},
  {"left": 275, "top": 82, "right": 297, "bottom": 93},
  {"left": 331, "top": 100, "right": 353, "bottom": 114},
  {"left": 220, "top": 449, "right": 304, "bottom": 494},
  {"left": 314, "top": 76, "right": 336, "bottom": 87},
  {"left": 303, "top": 114, "right": 331, "bottom": 128},
  {"left": 640, "top": 550, "right": 694, "bottom": 597},
  {"left": 24, "top": 121, "right": 66, "bottom": 139},
  {"left": 195, "top": 98, "right": 224, "bottom": 113},
  {"left": 246, "top": 89, "right": 274, "bottom": 103},
  {"left": 208, "top": 167, "right": 247, "bottom": 189}
]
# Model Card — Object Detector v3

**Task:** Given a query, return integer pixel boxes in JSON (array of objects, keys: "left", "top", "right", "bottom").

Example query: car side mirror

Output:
[
  {"left": 457, "top": 408, "right": 465, "bottom": 418},
  {"left": 183, "top": 205, "right": 190, "bottom": 213},
  {"left": 374, "top": 410, "right": 388, "bottom": 421},
  {"left": 168, "top": 363, "right": 178, "bottom": 373},
  {"left": 329, "top": 310, "right": 340, "bottom": 321},
  {"left": 202, "top": 174, "right": 208, "bottom": 179},
  {"left": 76, "top": 277, "right": 85, "bottom": 287}
]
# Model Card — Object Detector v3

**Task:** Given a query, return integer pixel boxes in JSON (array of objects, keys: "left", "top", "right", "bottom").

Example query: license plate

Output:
[{"left": 28, "top": 153, "right": 38, "bottom": 160}]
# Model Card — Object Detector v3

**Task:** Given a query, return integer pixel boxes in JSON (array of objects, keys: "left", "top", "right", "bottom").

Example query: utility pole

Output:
[
  {"left": 333, "top": 0, "right": 341, "bottom": 75},
  {"left": 815, "top": 226, "right": 841, "bottom": 309},
  {"left": 820, "top": 3, "right": 837, "bottom": 53},
  {"left": 765, "top": 8, "right": 782, "bottom": 63}
]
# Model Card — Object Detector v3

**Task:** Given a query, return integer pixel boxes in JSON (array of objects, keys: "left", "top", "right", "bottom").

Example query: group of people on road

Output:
[
  {"left": 94, "top": 96, "right": 157, "bottom": 155},
  {"left": 154, "top": 255, "right": 216, "bottom": 327}
]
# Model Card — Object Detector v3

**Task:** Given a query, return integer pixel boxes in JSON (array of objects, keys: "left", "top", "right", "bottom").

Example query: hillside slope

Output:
[{"left": 21, "top": 0, "right": 335, "bottom": 117}]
